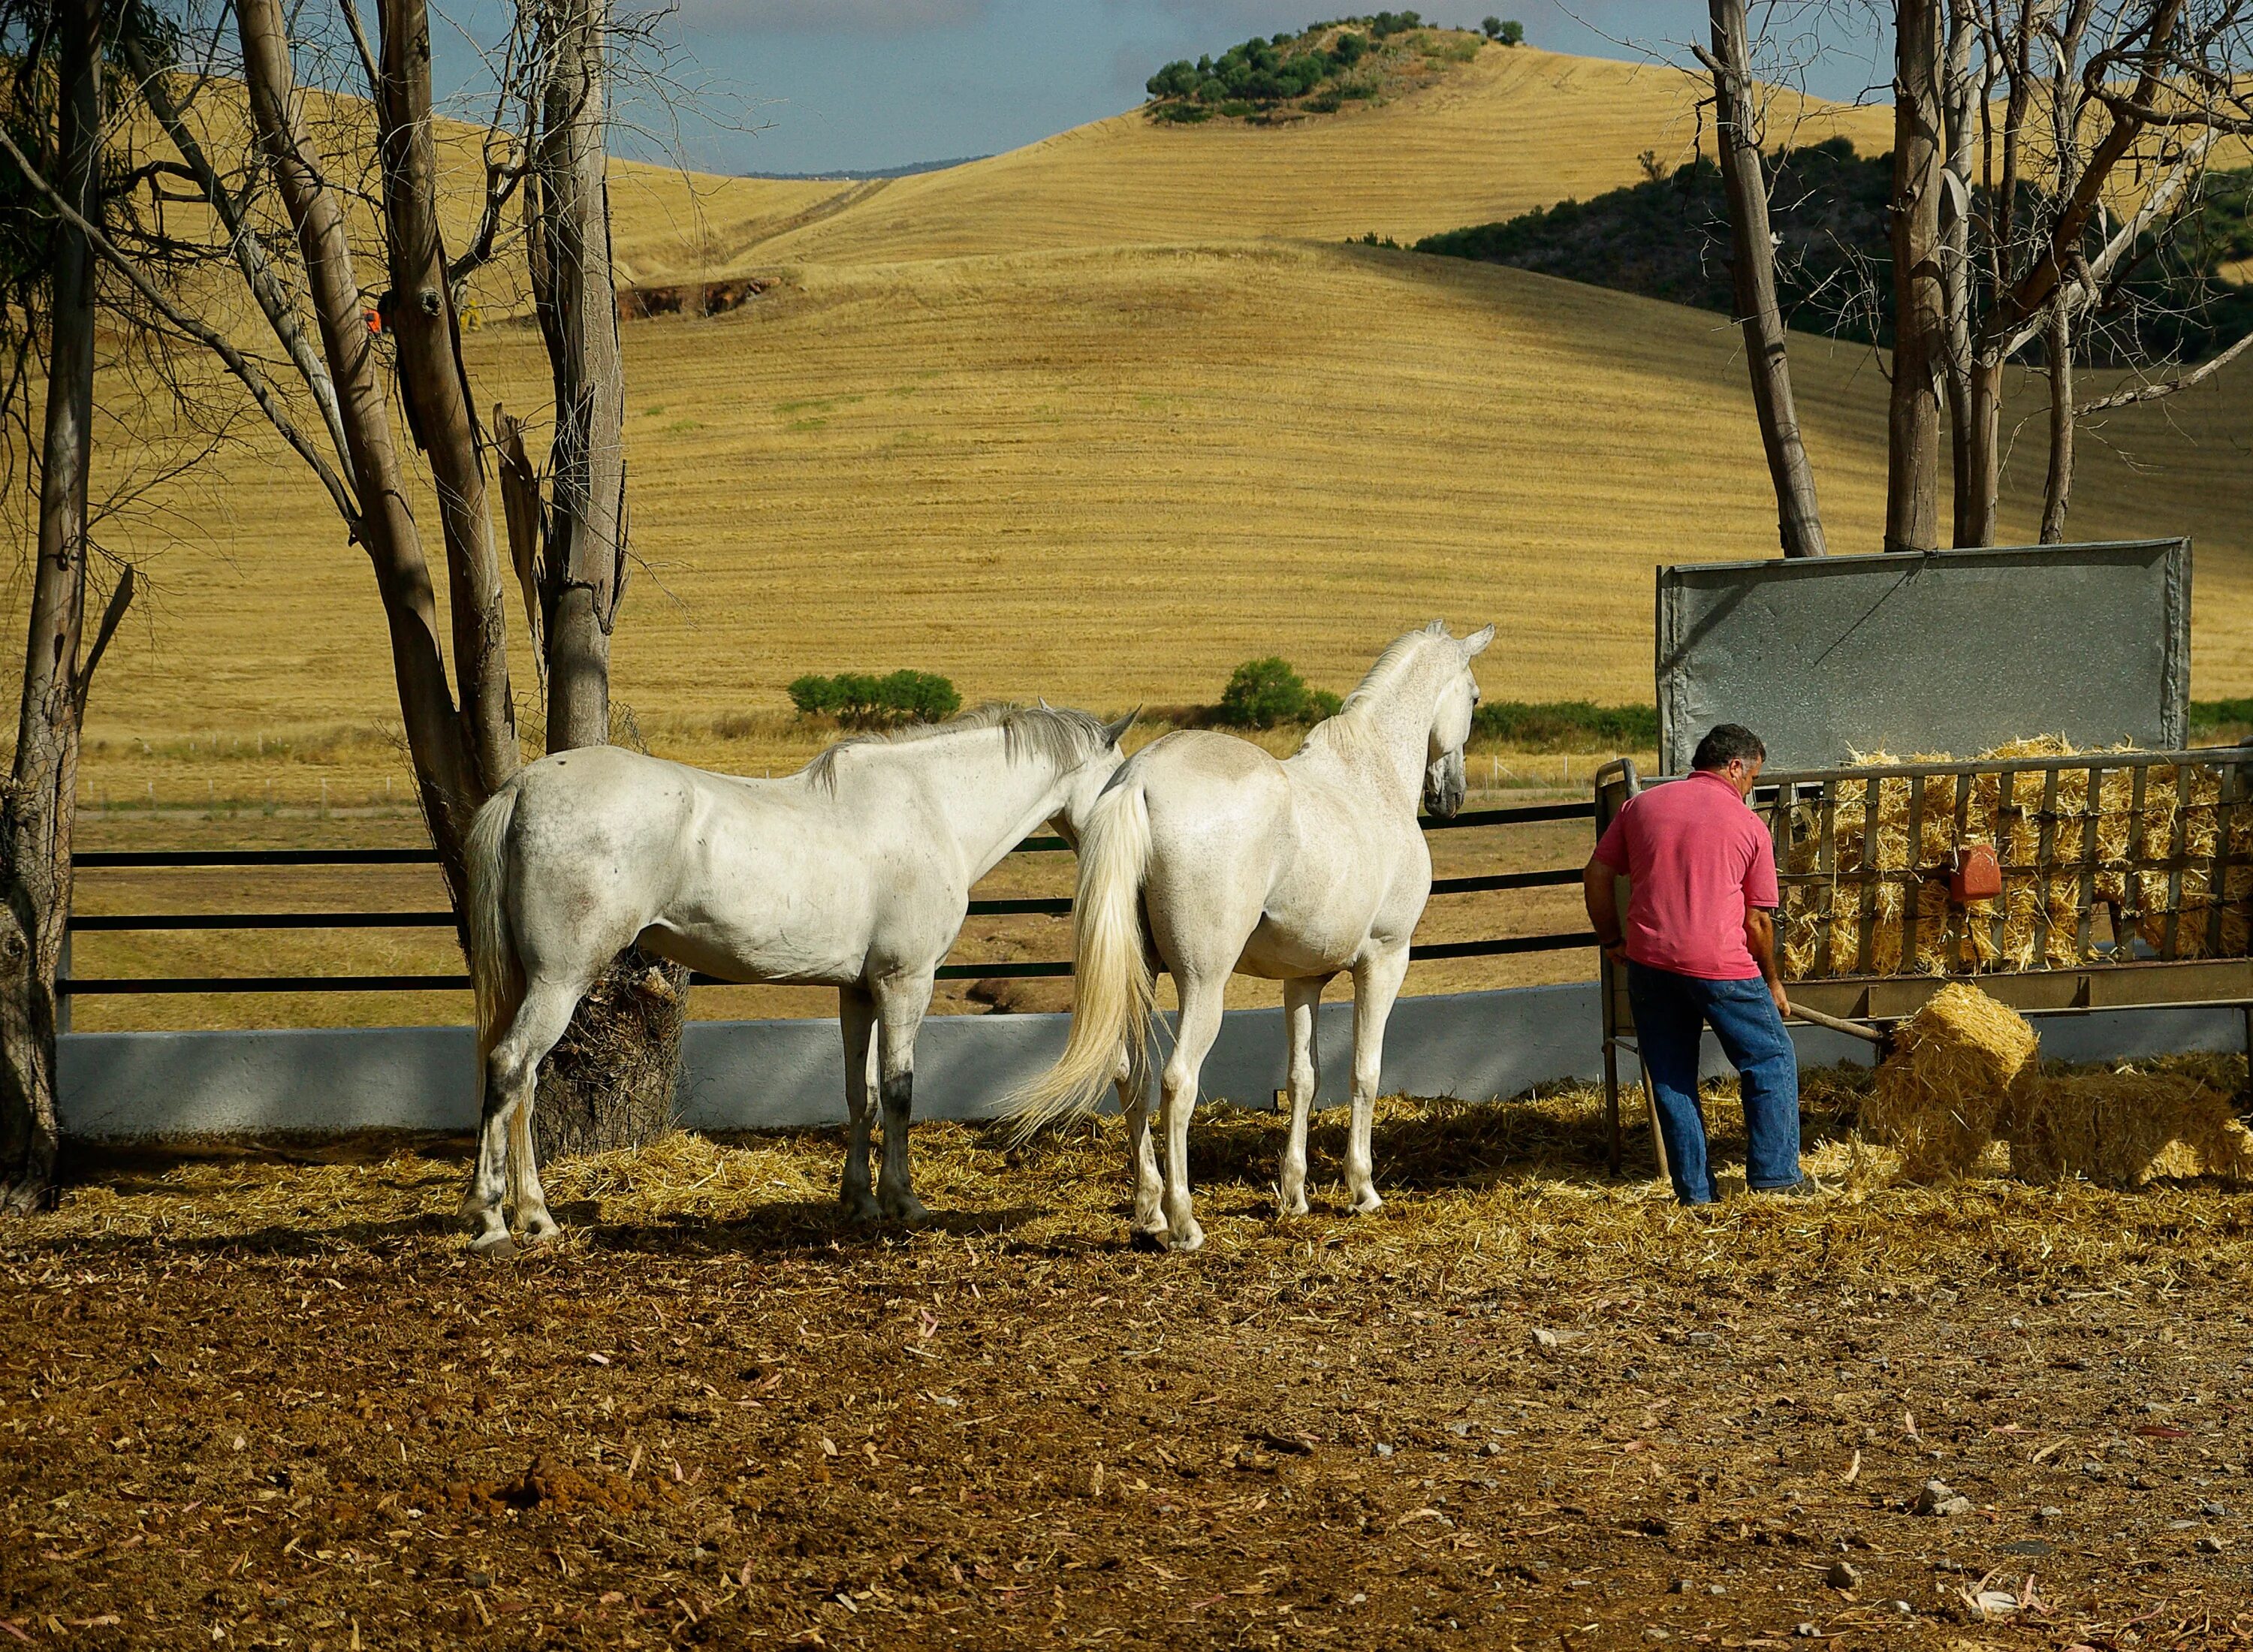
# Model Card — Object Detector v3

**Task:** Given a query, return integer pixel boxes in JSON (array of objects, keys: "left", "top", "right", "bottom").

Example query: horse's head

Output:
[
  {"left": 1422, "top": 623, "right": 1494, "bottom": 818},
  {"left": 1048, "top": 707, "right": 1139, "bottom": 845}
]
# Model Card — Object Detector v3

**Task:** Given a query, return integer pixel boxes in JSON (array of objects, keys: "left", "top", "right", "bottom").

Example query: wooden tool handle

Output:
[{"left": 1783, "top": 1000, "right": 1889, "bottom": 1045}]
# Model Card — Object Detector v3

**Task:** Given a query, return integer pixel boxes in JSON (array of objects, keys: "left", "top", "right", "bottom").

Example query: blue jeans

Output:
[{"left": 1627, "top": 963, "right": 1802, "bottom": 1204}]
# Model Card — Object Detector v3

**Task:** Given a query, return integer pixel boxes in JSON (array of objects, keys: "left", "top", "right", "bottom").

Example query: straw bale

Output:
[
  {"left": 1780, "top": 739, "right": 2253, "bottom": 981},
  {"left": 1862, "top": 984, "right": 2039, "bottom": 1180},
  {"left": 2010, "top": 1071, "right": 2253, "bottom": 1188}
]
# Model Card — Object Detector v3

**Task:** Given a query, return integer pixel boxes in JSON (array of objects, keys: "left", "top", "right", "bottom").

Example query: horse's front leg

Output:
[
  {"left": 1277, "top": 975, "right": 1327, "bottom": 1217},
  {"left": 1344, "top": 946, "right": 1411, "bottom": 1215},
  {"left": 873, "top": 972, "right": 934, "bottom": 1222},
  {"left": 838, "top": 985, "right": 881, "bottom": 1222}
]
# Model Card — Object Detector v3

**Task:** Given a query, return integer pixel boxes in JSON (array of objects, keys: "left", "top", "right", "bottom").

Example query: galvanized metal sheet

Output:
[{"left": 1655, "top": 539, "right": 2190, "bottom": 774}]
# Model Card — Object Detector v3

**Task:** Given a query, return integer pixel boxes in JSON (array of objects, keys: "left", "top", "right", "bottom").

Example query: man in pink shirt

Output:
[{"left": 1582, "top": 724, "right": 1808, "bottom": 1204}]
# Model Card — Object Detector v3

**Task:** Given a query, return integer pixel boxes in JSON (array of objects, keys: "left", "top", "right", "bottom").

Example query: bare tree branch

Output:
[
  {"left": 0, "top": 120, "right": 364, "bottom": 536},
  {"left": 2077, "top": 327, "right": 2253, "bottom": 411},
  {"left": 117, "top": 32, "right": 358, "bottom": 484}
]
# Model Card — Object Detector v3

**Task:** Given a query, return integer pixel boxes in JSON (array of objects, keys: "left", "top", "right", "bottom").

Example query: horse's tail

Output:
[
  {"left": 1005, "top": 781, "right": 1154, "bottom": 1142},
  {"left": 465, "top": 780, "right": 524, "bottom": 1064}
]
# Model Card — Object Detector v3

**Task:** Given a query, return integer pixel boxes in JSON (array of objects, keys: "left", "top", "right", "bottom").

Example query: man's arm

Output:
[
  {"left": 1745, "top": 906, "right": 1788, "bottom": 1019},
  {"left": 1583, "top": 859, "right": 1625, "bottom": 962}
]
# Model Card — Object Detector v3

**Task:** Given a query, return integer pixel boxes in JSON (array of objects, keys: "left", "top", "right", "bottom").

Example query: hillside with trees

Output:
[
  {"left": 1413, "top": 139, "right": 2253, "bottom": 367},
  {"left": 1144, "top": 14, "right": 1520, "bottom": 125}
]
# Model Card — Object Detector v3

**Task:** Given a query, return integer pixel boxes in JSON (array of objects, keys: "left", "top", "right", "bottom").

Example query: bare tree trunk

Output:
[
  {"left": 1963, "top": 353, "right": 2004, "bottom": 545},
  {"left": 1940, "top": 0, "right": 1978, "bottom": 544},
  {"left": 532, "top": 0, "right": 627, "bottom": 752},
  {"left": 521, "top": 0, "right": 682, "bottom": 1159},
  {"left": 1887, "top": 0, "right": 1947, "bottom": 552},
  {"left": 238, "top": 0, "right": 490, "bottom": 897},
  {"left": 1, "top": 0, "right": 101, "bottom": 1210},
  {"left": 2040, "top": 298, "right": 2074, "bottom": 542},
  {"left": 374, "top": 0, "right": 520, "bottom": 806},
  {"left": 1700, "top": 0, "right": 1826, "bottom": 558}
]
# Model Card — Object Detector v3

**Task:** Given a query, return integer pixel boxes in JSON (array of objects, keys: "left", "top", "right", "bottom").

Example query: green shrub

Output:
[
  {"left": 788, "top": 670, "right": 962, "bottom": 729},
  {"left": 1215, "top": 658, "right": 1338, "bottom": 729},
  {"left": 1330, "top": 30, "right": 1366, "bottom": 65},
  {"left": 2190, "top": 698, "right": 2253, "bottom": 737},
  {"left": 1154, "top": 101, "right": 1213, "bottom": 123},
  {"left": 1304, "top": 88, "right": 1343, "bottom": 113},
  {"left": 1472, "top": 701, "right": 1658, "bottom": 751}
]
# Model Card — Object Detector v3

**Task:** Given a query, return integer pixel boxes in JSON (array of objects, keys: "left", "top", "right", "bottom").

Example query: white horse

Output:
[
  {"left": 461, "top": 704, "right": 1136, "bottom": 1252},
  {"left": 1008, "top": 623, "right": 1492, "bottom": 1251}
]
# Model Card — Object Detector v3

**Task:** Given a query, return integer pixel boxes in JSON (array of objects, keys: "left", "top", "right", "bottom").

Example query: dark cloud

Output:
[{"left": 680, "top": 0, "right": 991, "bottom": 35}]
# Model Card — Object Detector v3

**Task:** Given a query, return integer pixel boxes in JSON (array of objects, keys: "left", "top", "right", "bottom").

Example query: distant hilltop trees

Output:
[
  {"left": 1144, "top": 15, "right": 1522, "bottom": 126},
  {"left": 1410, "top": 137, "right": 2253, "bottom": 368}
]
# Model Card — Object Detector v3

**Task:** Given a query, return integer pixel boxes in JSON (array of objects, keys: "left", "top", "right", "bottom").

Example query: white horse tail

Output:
[
  {"left": 465, "top": 780, "right": 523, "bottom": 1062},
  {"left": 1006, "top": 782, "right": 1154, "bottom": 1141}
]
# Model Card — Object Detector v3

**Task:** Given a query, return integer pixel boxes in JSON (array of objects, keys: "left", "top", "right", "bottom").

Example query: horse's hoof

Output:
[
  {"left": 467, "top": 1230, "right": 517, "bottom": 1259},
  {"left": 1348, "top": 1189, "right": 1383, "bottom": 1216},
  {"left": 882, "top": 1195, "right": 931, "bottom": 1224},
  {"left": 841, "top": 1196, "right": 882, "bottom": 1224},
  {"left": 1277, "top": 1189, "right": 1310, "bottom": 1218},
  {"left": 1166, "top": 1222, "right": 1205, "bottom": 1253},
  {"left": 520, "top": 1219, "right": 562, "bottom": 1247},
  {"left": 1128, "top": 1225, "right": 1169, "bottom": 1252}
]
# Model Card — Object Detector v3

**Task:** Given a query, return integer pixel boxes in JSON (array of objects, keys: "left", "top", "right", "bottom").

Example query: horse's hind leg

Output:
[
  {"left": 1117, "top": 1044, "right": 1163, "bottom": 1237},
  {"left": 1278, "top": 975, "right": 1327, "bottom": 1217},
  {"left": 1344, "top": 945, "right": 1410, "bottom": 1215},
  {"left": 471, "top": 978, "right": 584, "bottom": 1250},
  {"left": 1154, "top": 971, "right": 1225, "bottom": 1253},
  {"left": 837, "top": 986, "right": 879, "bottom": 1222},
  {"left": 873, "top": 973, "right": 935, "bottom": 1221}
]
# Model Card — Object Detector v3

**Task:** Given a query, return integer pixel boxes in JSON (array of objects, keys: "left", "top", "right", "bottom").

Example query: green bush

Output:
[
  {"left": 2190, "top": 698, "right": 2253, "bottom": 738},
  {"left": 1304, "top": 88, "right": 1344, "bottom": 113},
  {"left": 1482, "top": 17, "right": 1523, "bottom": 44},
  {"left": 1472, "top": 701, "right": 1658, "bottom": 751},
  {"left": 788, "top": 670, "right": 962, "bottom": 729},
  {"left": 1215, "top": 658, "right": 1338, "bottom": 729}
]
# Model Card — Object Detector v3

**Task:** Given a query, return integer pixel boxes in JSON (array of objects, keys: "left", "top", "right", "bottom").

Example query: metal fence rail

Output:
[{"left": 62, "top": 801, "right": 1599, "bottom": 996}]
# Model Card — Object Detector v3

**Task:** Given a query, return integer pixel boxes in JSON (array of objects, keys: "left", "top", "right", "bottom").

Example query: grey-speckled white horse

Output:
[
  {"left": 460, "top": 704, "right": 1135, "bottom": 1252},
  {"left": 1006, "top": 623, "right": 1491, "bottom": 1251}
]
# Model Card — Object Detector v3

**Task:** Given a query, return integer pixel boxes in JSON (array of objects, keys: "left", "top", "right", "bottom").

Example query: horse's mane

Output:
[
  {"left": 1304, "top": 622, "right": 1455, "bottom": 758},
  {"left": 804, "top": 702, "right": 1108, "bottom": 793}
]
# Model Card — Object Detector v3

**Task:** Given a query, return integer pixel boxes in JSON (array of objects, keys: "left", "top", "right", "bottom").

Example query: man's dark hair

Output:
[{"left": 1692, "top": 724, "right": 1766, "bottom": 771}]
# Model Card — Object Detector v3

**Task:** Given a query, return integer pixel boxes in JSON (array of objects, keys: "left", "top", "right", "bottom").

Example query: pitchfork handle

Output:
[{"left": 1782, "top": 1000, "right": 1889, "bottom": 1045}]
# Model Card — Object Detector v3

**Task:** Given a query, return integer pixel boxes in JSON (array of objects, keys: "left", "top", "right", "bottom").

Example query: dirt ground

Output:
[{"left": 5, "top": 1073, "right": 2253, "bottom": 1650}]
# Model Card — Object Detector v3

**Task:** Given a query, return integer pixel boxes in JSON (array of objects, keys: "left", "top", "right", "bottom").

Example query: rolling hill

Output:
[{"left": 58, "top": 45, "right": 2253, "bottom": 782}]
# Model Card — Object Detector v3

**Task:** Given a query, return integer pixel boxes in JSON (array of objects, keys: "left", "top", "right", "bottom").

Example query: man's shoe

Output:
[{"left": 1749, "top": 1176, "right": 1825, "bottom": 1198}]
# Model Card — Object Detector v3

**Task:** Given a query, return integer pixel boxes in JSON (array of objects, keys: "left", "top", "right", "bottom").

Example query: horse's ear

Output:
[
  {"left": 1102, "top": 706, "right": 1142, "bottom": 746},
  {"left": 1463, "top": 624, "right": 1495, "bottom": 658},
  {"left": 1037, "top": 697, "right": 1054, "bottom": 712},
  {"left": 1425, "top": 618, "right": 1450, "bottom": 636}
]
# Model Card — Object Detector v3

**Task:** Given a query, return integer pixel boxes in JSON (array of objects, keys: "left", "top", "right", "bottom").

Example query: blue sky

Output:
[{"left": 601, "top": 1, "right": 1893, "bottom": 176}]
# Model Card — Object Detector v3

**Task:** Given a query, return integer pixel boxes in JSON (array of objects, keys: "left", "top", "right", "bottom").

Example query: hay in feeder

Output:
[
  {"left": 2010, "top": 1070, "right": 2253, "bottom": 1188},
  {"left": 1778, "top": 738, "right": 2253, "bottom": 981},
  {"left": 1861, "top": 984, "right": 2040, "bottom": 1181}
]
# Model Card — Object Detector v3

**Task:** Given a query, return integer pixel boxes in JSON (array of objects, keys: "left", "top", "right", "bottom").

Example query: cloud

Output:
[{"left": 680, "top": 0, "right": 991, "bottom": 35}]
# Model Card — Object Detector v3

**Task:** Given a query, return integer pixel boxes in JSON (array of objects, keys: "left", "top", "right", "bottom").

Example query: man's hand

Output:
[
  {"left": 1583, "top": 860, "right": 1627, "bottom": 966},
  {"left": 1745, "top": 906, "right": 1789, "bottom": 1023}
]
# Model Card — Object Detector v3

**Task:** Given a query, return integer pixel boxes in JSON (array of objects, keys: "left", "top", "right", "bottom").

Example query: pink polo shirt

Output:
[{"left": 1591, "top": 770, "right": 1779, "bottom": 981}]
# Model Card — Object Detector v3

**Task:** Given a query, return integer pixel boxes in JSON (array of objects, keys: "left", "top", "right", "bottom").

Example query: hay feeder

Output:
[{"left": 1595, "top": 744, "right": 2253, "bottom": 1174}]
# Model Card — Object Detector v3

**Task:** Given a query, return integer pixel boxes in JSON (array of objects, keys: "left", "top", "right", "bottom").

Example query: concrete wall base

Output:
[{"left": 56, "top": 984, "right": 2249, "bottom": 1139}]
